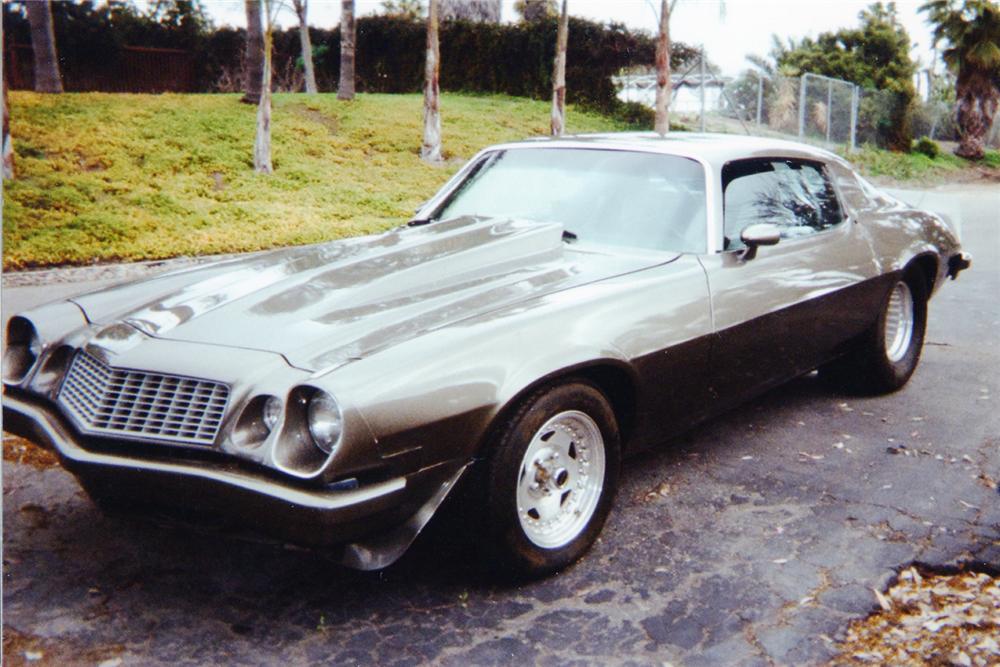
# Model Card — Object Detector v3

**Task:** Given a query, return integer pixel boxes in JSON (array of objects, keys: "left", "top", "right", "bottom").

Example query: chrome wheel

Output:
[
  {"left": 884, "top": 281, "right": 914, "bottom": 363},
  {"left": 516, "top": 410, "right": 606, "bottom": 549}
]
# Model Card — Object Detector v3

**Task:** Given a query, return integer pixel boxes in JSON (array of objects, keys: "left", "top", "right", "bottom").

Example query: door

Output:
[{"left": 700, "top": 157, "right": 881, "bottom": 410}]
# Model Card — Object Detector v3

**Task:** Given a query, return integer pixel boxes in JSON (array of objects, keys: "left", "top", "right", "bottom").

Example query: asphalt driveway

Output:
[{"left": 2, "top": 183, "right": 998, "bottom": 666}]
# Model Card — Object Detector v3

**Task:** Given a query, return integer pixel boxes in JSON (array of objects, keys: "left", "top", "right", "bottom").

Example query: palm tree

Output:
[
  {"left": 551, "top": 0, "right": 569, "bottom": 136},
  {"left": 292, "top": 0, "right": 318, "bottom": 94},
  {"left": 921, "top": 0, "right": 1000, "bottom": 160},
  {"left": 421, "top": 0, "right": 442, "bottom": 162},
  {"left": 243, "top": 0, "right": 264, "bottom": 104},
  {"left": 26, "top": 0, "right": 63, "bottom": 93},
  {"left": 338, "top": 0, "right": 356, "bottom": 100}
]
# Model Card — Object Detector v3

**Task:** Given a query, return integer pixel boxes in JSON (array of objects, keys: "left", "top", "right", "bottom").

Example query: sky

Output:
[{"left": 191, "top": 0, "right": 943, "bottom": 79}]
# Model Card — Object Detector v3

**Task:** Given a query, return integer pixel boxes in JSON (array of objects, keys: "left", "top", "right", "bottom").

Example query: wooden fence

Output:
[{"left": 5, "top": 43, "right": 196, "bottom": 93}]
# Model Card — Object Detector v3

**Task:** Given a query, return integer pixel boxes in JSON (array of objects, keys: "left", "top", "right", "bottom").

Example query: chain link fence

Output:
[{"left": 617, "top": 49, "right": 998, "bottom": 151}]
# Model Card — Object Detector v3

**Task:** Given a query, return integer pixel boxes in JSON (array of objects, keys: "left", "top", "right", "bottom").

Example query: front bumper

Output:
[
  {"left": 948, "top": 251, "right": 972, "bottom": 280},
  {"left": 3, "top": 392, "right": 468, "bottom": 569}
]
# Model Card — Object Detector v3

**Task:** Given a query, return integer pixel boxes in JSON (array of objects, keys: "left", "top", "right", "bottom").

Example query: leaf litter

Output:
[{"left": 835, "top": 566, "right": 1000, "bottom": 665}]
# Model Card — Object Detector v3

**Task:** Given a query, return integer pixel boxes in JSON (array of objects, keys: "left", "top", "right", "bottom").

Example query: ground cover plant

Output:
[
  {"left": 2, "top": 91, "right": 627, "bottom": 269},
  {"left": 845, "top": 143, "right": 1000, "bottom": 181}
]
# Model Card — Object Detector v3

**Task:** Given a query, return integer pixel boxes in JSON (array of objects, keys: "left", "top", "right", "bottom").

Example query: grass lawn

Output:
[
  {"left": 846, "top": 143, "right": 1000, "bottom": 181},
  {"left": 2, "top": 92, "right": 629, "bottom": 269}
]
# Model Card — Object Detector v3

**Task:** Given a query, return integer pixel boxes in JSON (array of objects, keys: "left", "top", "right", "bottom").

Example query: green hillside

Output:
[{"left": 2, "top": 92, "right": 628, "bottom": 269}]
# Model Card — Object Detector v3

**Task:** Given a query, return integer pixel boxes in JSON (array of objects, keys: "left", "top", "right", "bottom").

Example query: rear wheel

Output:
[
  {"left": 482, "top": 381, "right": 620, "bottom": 578},
  {"left": 821, "top": 274, "right": 927, "bottom": 394}
]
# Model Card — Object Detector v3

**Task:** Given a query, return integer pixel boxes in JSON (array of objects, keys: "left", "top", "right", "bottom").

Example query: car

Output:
[{"left": 3, "top": 133, "right": 971, "bottom": 578}]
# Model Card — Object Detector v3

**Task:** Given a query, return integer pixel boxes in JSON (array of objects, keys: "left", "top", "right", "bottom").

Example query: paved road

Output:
[{"left": 3, "top": 184, "right": 998, "bottom": 666}]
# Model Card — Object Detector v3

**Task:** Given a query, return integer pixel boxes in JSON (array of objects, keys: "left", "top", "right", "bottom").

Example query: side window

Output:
[{"left": 722, "top": 158, "right": 845, "bottom": 249}]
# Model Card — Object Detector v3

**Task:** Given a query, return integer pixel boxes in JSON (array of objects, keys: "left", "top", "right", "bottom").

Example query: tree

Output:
[
  {"left": 291, "top": 0, "right": 318, "bottom": 93},
  {"left": 515, "top": 0, "right": 557, "bottom": 21},
  {"left": 422, "top": 0, "right": 442, "bottom": 162},
  {"left": 26, "top": 0, "right": 63, "bottom": 93},
  {"left": 921, "top": 0, "right": 1000, "bottom": 159},
  {"left": 242, "top": 0, "right": 264, "bottom": 104},
  {"left": 550, "top": 0, "right": 568, "bottom": 136},
  {"left": 441, "top": 0, "right": 502, "bottom": 22},
  {"left": 253, "top": 0, "right": 277, "bottom": 174},
  {"left": 771, "top": 2, "right": 918, "bottom": 151},
  {"left": 338, "top": 0, "right": 356, "bottom": 100},
  {"left": 3, "top": 76, "right": 13, "bottom": 180},
  {"left": 381, "top": 0, "right": 424, "bottom": 20},
  {"left": 654, "top": 0, "right": 672, "bottom": 135}
]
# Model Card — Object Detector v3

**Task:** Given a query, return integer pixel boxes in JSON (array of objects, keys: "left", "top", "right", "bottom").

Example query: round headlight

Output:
[
  {"left": 262, "top": 396, "right": 282, "bottom": 431},
  {"left": 3, "top": 317, "right": 42, "bottom": 384},
  {"left": 307, "top": 392, "right": 343, "bottom": 454}
]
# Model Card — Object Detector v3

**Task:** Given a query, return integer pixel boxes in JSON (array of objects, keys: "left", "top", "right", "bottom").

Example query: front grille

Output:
[{"left": 58, "top": 350, "right": 229, "bottom": 447}]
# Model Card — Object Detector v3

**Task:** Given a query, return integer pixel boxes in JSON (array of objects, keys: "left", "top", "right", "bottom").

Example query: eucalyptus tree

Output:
[
  {"left": 338, "top": 0, "right": 356, "bottom": 100},
  {"left": 26, "top": 0, "right": 63, "bottom": 93},
  {"left": 3, "top": 77, "right": 13, "bottom": 180},
  {"left": 421, "top": 0, "right": 442, "bottom": 162},
  {"left": 292, "top": 0, "right": 318, "bottom": 93},
  {"left": 243, "top": 0, "right": 264, "bottom": 103},
  {"left": 654, "top": 0, "right": 672, "bottom": 134},
  {"left": 254, "top": 0, "right": 281, "bottom": 173},
  {"left": 551, "top": 0, "right": 569, "bottom": 136}
]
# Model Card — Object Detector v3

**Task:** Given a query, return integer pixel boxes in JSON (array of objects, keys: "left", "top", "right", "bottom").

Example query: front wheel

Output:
[
  {"left": 821, "top": 275, "right": 927, "bottom": 394},
  {"left": 482, "top": 381, "right": 621, "bottom": 578}
]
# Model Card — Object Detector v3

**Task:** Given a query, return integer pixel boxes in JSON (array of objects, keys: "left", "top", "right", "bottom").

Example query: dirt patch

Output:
[
  {"left": 3, "top": 435, "right": 58, "bottom": 469},
  {"left": 834, "top": 565, "right": 1000, "bottom": 665},
  {"left": 292, "top": 104, "right": 339, "bottom": 135}
]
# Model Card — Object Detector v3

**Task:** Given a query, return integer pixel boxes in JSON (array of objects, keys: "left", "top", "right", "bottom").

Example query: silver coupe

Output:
[{"left": 3, "top": 133, "right": 971, "bottom": 577}]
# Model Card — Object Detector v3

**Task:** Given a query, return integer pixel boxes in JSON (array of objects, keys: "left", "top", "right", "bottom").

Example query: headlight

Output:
[
  {"left": 307, "top": 391, "right": 343, "bottom": 454},
  {"left": 3, "top": 317, "right": 42, "bottom": 384},
  {"left": 262, "top": 396, "right": 282, "bottom": 431}
]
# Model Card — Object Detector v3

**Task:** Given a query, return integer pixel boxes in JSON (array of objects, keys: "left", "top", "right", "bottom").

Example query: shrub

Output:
[{"left": 913, "top": 136, "right": 940, "bottom": 159}]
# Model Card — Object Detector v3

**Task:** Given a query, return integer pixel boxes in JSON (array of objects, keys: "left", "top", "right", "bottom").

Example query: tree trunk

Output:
[
  {"left": 654, "top": 0, "right": 671, "bottom": 135},
  {"left": 293, "top": 0, "right": 318, "bottom": 94},
  {"left": 421, "top": 0, "right": 442, "bottom": 162},
  {"left": 550, "top": 0, "right": 569, "bottom": 137},
  {"left": 338, "top": 0, "right": 356, "bottom": 100},
  {"left": 243, "top": 0, "right": 264, "bottom": 104},
  {"left": 26, "top": 0, "right": 63, "bottom": 93},
  {"left": 253, "top": 6, "right": 273, "bottom": 173},
  {"left": 953, "top": 71, "right": 999, "bottom": 161},
  {"left": 3, "top": 76, "right": 14, "bottom": 180}
]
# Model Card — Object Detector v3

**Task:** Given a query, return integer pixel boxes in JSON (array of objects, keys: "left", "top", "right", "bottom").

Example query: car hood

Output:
[{"left": 71, "top": 217, "right": 675, "bottom": 372}]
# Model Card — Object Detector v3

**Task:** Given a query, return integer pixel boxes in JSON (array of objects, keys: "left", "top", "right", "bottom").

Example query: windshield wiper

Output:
[
  {"left": 407, "top": 218, "right": 434, "bottom": 227},
  {"left": 562, "top": 229, "right": 578, "bottom": 243}
]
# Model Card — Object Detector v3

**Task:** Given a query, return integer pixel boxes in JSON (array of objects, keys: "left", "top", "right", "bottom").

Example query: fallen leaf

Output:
[{"left": 873, "top": 587, "right": 892, "bottom": 611}]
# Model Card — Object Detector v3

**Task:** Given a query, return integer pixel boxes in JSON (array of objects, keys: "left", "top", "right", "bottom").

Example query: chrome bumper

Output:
[{"left": 3, "top": 392, "right": 468, "bottom": 570}]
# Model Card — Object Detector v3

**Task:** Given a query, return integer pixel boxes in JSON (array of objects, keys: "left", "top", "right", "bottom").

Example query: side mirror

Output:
[{"left": 739, "top": 223, "right": 781, "bottom": 260}]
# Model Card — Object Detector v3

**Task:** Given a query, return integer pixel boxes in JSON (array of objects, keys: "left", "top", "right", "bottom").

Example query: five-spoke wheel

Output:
[{"left": 482, "top": 381, "right": 620, "bottom": 578}]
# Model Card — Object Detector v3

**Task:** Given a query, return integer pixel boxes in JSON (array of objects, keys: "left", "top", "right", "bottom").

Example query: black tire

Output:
[
  {"left": 481, "top": 380, "right": 621, "bottom": 579},
  {"left": 821, "top": 273, "right": 927, "bottom": 395}
]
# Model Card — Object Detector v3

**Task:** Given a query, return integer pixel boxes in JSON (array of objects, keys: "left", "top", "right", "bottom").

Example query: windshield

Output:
[{"left": 432, "top": 148, "right": 708, "bottom": 253}]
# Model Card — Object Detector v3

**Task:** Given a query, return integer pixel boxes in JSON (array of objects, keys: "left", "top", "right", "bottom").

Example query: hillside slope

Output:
[{"left": 2, "top": 92, "right": 626, "bottom": 269}]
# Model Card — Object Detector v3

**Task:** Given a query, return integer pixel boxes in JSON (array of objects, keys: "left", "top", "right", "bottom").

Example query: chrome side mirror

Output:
[{"left": 739, "top": 223, "right": 781, "bottom": 260}]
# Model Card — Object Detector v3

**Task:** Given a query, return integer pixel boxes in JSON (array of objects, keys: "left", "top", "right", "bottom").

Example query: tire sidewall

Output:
[
  {"left": 875, "top": 274, "right": 927, "bottom": 388},
  {"left": 485, "top": 381, "right": 621, "bottom": 577}
]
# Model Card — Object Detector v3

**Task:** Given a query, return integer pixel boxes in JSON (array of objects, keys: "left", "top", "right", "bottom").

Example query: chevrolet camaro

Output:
[{"left": 3, "top": 133, "right": 971, "bottom": 577}]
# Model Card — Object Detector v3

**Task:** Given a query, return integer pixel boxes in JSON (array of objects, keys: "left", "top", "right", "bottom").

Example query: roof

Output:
[{"left": 498, "top": 132, "right": 845, "bottom": 171}]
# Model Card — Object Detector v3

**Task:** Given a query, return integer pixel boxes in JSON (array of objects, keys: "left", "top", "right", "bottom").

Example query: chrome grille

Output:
[{"left": 58, "top": 350, "right": 229, "bottom": 446}]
